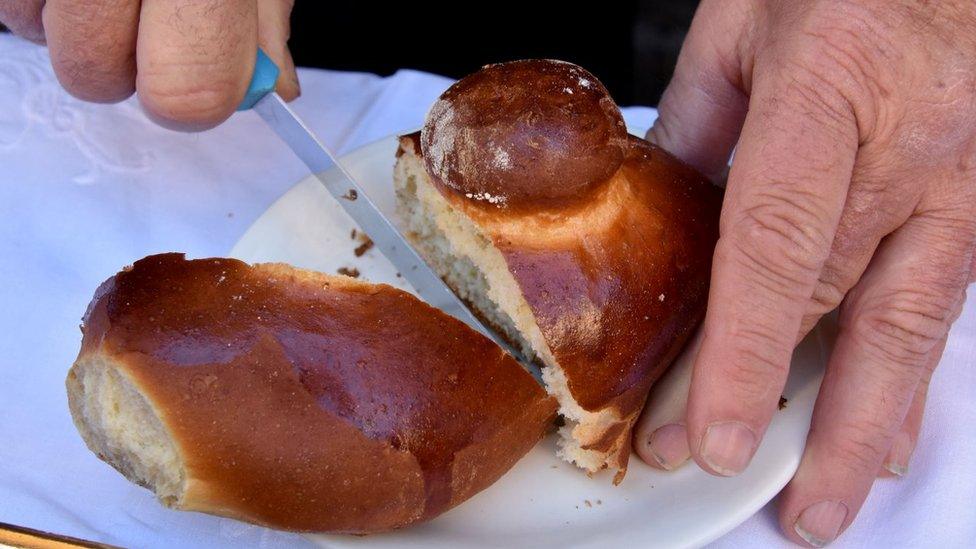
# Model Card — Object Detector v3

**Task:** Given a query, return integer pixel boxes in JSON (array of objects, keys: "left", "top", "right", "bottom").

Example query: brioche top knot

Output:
[{"left": 421, "top": 59, "right": 627, "bottom": 207}]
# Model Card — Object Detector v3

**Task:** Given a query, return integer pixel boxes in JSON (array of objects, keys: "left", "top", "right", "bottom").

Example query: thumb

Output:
[
  {"left": 645, "top": 0, "right": 749, "bottom": 181},
  {"left": 258, "top": 0, "right": 300, "bottom": 101}
]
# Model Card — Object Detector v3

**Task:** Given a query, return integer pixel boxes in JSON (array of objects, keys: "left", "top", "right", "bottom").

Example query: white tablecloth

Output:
[{"left": 1, "top": 34, "right": 973, "bottom": 548}]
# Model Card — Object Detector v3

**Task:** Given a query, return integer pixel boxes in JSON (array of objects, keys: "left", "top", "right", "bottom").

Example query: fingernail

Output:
[
  {"left": 700, "top": 421, "right": 756, "bottom": 476},
  {"left": 646, "top": 423, "right": 691, "bottom": 470},
  {"left": 794, "top": 500, "right": 848, "bottom": 547},
  {"left": 883, "top": 431, "right": 912, "bottom": 477}
]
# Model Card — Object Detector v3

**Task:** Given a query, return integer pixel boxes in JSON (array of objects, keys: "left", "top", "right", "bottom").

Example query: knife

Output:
[{"left": 240, "top": 50, "right": 522, "bottom": 361}]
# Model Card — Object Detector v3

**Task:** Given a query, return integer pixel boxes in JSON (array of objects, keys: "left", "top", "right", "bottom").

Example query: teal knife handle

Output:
[{"left": 237, "top": 48, "right": 280, "bottom": 110}]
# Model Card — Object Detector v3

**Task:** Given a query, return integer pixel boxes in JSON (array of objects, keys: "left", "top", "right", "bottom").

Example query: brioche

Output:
[
  {"left": 394, "top": 59, "right": 722, "bottom": 482},
  {"left": 67, "top": 253, "right": 556, "bottom": 533}
]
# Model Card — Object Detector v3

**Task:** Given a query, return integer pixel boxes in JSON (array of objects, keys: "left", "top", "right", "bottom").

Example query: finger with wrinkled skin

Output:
[
  {"left": 686, "top": 49, "right": 858, "bottom": 478},
  {"left": 779, "top": 211, "right": 975, "bottom": 547},
  {"left": 137, "top": 0, "right": 257, "bottom": 131},
  {"left": 0, "top": 0, "right": 46, "bottom": 43},
  {"left": 42, "top": 0, "right": 140, "bottom": 103}
]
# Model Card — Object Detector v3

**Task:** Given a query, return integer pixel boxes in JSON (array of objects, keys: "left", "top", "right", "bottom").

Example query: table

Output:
[{"left": 1, "top": 34, "right": 973, "bottom": 548}]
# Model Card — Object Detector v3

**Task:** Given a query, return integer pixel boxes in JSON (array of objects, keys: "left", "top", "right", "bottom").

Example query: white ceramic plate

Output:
[{"left": 230, "top": 133, "right": 832, "bottom": 549}]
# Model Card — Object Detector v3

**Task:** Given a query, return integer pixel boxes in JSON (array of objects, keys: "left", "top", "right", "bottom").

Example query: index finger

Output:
[
  {"left": 686, "top": 58, "right": 859, "bottom": 476},
  {"left": 0, "top": 0, "right": 45, "bottom": 43}
]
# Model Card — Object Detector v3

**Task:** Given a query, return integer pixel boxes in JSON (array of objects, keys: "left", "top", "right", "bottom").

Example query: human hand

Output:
[
  {"left": 0, "top": 0, "right": 299, "bottom": 130},
  {"left": 634, "top": 0, "right": 976, "bottom": 545}
]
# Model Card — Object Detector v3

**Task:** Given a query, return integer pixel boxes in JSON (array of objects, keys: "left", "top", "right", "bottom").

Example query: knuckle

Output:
[
  {"left": 780, "top": 61, "right": 858, "bottom": 137},
  {"left": 778, "top": 2, "right": 899, "bottom": 137},
  {"left": 847, "top": 286, "right": 955, "bottom": 367},
  {"left": 800, "top": 10, "right": 884, "bottom": 77},
  {"left": 824, "top": 417, "right": 892, "bottom": 474},
  {"left": 724, "top": 192, "right": 834, "bottom": 293}
]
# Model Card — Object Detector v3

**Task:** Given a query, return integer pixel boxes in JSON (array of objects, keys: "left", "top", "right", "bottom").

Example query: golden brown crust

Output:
[
  {"left": 500, "top": 136, "right": 721, "bottom": 413},
  {"left": 75, "top": 253, "right": 556, "bottom": 532},
  {"left": 402, "top": 61, "right": 721, "bottom": 478},
  {"left": 421, "top": 60, "right": 627, "bottom": 209},
  {"left": 403, "top": 131, "right": 719, "bottom": 409}
]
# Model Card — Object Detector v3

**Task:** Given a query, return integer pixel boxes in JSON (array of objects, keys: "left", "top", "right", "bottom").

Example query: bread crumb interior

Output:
[
  {"left": 394, "top": 147, "right": 617, "bottom": 472},
  {"left": 67, "top": 357, "right": 185, "bottom": 505}
]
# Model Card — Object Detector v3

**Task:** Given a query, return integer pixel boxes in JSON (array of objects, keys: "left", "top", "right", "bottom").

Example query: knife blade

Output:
[{"left": 242, "top": 50, "right": 522, "bottom": 361}]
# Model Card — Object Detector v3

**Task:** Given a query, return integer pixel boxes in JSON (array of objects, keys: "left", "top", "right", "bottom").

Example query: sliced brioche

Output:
[
  {"left": 67, "top": 253, "right": 556, "bottom": 533},
  {"left": 394, "top": 60, "right": 722, "bottom": 482}
]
